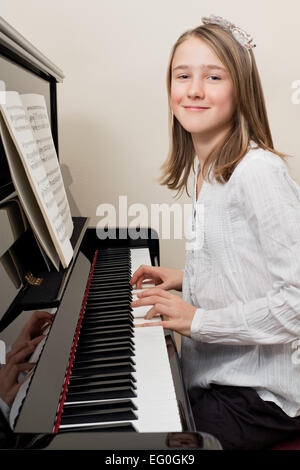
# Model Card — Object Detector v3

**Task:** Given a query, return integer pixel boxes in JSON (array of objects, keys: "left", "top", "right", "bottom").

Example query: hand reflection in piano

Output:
[
  {"left": 0, "top": 310, "right": 53, "bottom": 409},
  {"left": 131, "top": 287, "right": 196, "bottom": 338},
  {"left": 11, "top": 310, "right": 53, "bottom": 350}
]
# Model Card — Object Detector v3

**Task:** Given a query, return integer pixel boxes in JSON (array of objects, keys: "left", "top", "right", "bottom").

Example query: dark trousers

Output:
[{"left": 189, "top": 384, "right": 300, "bottom": 450}]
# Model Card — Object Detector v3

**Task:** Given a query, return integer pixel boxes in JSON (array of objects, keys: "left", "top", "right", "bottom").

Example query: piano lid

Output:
[{"left": 0, "top": 16, "right": 64, "bottom": 82}]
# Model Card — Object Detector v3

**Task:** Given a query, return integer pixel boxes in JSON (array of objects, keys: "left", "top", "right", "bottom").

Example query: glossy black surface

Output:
[{"left": 32, "top": 431, "right": 222, "bottom": 450}]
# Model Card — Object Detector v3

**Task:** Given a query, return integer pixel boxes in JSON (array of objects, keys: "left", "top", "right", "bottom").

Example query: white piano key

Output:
[
  {"left": 130, "top": 249, "right": 182, "bottom": 431},
  {"left": 131, "top": 325, "right": 182, "bottom": 432},
  {"left": 130, "top": 248, "right": 152, "bottom": 274}
]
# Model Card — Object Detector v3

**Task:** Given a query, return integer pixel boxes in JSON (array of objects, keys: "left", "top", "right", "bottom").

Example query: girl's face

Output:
[{"left": 171, "top": 36, "right": 235, "bottom": 139}]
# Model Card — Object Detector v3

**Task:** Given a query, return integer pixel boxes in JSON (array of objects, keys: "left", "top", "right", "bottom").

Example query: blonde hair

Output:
[{"left": 160, "top": 23, "right": 289, "bottom": 196}]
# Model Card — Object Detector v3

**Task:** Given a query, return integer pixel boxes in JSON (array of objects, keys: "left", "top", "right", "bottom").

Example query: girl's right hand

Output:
[{"left": 130, "top": 265, "right": 183, "bottom": 291}]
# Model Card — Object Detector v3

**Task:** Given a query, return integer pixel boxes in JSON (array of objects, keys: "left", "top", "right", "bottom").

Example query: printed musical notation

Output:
[
  {"left": 0, "top": 91, "right": 73, "bottom": 270},
  {"left": 22, "top": 94, "right": 73, "bottom": 239}
]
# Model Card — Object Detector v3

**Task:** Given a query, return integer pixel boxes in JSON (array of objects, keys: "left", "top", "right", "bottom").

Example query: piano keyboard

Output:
[{"left": 57, "top": 247, "right": 182, "bottom": 433}]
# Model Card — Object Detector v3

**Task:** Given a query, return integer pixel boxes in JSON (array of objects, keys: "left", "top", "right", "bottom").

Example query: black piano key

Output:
[
  {"left": 58, "top": 422, "right": 136, "bottom": 433},
  {"left": 67, "top": 380, "right": 135, "bottom": 392},
  {"left": 94, "top": 261, "right": 130, "bottom": 267},
  {"left": 87, "top": 293, "right": 131, "bottom": 302},
  {"left": 87, "top": 294, "right": 131, "bottom": 302},
  {"left": 92, "top": 269, "right": 130, "bottom": 276},
  {"left": 82, "top": 313, "right": 133, "bottom": 323},
  {"left": 73, "top": 352, "right": 134, "bottom": 365},
  {"left": 97, "top": 250, "right": 130, "bottom": 257},
  {"left": 94, "top": 261, "right": 130, "bottom": 268},
  {"left": 69, "top": 374, "right": 136, "bottom": 387},
  {"left": 91, "top": 271, "right": 130, "bottom": 278},
  {"left": 82, "top": 314, "right": 133, "bottom": 323},
  {"left": 83, "top": 315, "right": 134, "bottom": 324},
  {"left": 77, "top": 337, "right": 135, "bottom": 348},
  {"left": 82, "top": 323, "right": 133, "bottom": 331},
  {"left": 97, "top": 250, "right": 130, "bottom": 255},
  {"left": 68, "top": 377, "right": 136, "bottom": 389},
  {"left": 94, "top": 259, "right": 130, "bottom": 273},
  {"left": 93, "top": 263, "right": 130, "bottom": 269},
  {"left": 72, "top": 355, "right": 135, "bottom": 368},
  {"left": 86, "top": 299, "right": 132, "bottom": 307},
  {"left": 91, "top": 276, "right": 131, "bottom": 284},
  {"left": 92, "top": 268, "right": 130, "bottom": 274},
  {"left": 65, "top": 385, "right": 137, "bottom": 402},
  {"left": 80, "top": 322, "right": 134, "bottom": 334},
  {"left": 89, "top": 277, "right": 130, "bottom": 284},
  {"left": 75, "top": 346, "right": 135, "bottom": 357},
  {"left": 75, "top": 347, "right": 134, "bottom": 360},
  {"left": 87, "top": 291, "right": 132, "bottom": 300},
  {"left": 92, "top": 274, "right": 130, "bottom": 280},
  {"left": 81, "top": 323, "right": 134, "bottom": 332},
  {"left": 86, "top": 296, "right": 131, "bottom": 303},
  {"left": 83, "top": 312, "right": 132, "bottom": 321},
  {"left": 76, "top": 337, "right": 134, "bottom": 347},
  {"left": 91, "top": 267, "right": 130, "bottom": 275},
  {"left": 78, "top": 329, "right": 133, "bottom": 341},
  {"left": 85, "top": 302, "right": 131, "bottom": 312},
  {"left": 60, "top": 400, "right": 137, "bottom": 425},
  {"left": 81, "top": 323, "right": 133, "bottom": 331},
  {"left": 75, "top": 348, "right": 135, "bottom": 359},
  {"left": 97, "top": 251, "right": 130, "bottom": 258},
  {"left": 83, "top": 314, "right": 133, "bottom": 324},
  {"left": 97, "top": 257, "right": 130, "bottom": 262},
  {"left": 89, "top": 282, "right": 132, "bottom": 295},
  {"left": 92, "top": 271, "right": 131, "bottom": 278},
  {"left": 62, "top": 399, "right": 137, "bottom": 414},
  {"left": 83, "top": 315, "right": 133, "bottom": 323},
  {"left": 81, "top": 320, "right": 134, "bottom": 330},
  {"left": 88, "top": 281, "right": 130, "bottom": 290},
  {"left": 71, "top": 360, "right": 136, "bottom": 376},
  {"left": 70, "top": 370, "right": 136, "bottom": 381},
  {"left": 84, "top": 309, "right": 132, "bottom": 317},
  {"left": 82, "top": 316, "right": 133, "bottom": 323}
]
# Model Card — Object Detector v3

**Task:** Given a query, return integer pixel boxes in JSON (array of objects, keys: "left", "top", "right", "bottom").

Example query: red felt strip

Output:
[{"left": 53, "top": 249, "right": 99, "bottom": 433}]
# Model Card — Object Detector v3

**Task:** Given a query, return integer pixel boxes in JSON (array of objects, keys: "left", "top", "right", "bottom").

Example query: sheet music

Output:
[
  {"left": 0, "top": 92, "right": 73, "bottom": 269},
  {"left": 20, "top": 94, "right": 73, "bottom": 239},
  {"left": 0, "top": 112, "right": 60, "bottom": 270}
]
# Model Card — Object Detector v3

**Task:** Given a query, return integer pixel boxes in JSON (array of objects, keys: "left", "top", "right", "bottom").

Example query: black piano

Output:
[{"left": 0, "top": 17, "right": 221, "bottom": 451}]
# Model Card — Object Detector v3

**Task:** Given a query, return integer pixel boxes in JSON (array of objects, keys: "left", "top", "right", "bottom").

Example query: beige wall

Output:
[{"left": 1, "top": 0, "right": 300, "bottom": 271}]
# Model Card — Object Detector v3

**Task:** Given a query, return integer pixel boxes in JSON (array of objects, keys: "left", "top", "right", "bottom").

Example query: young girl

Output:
[{"left": 130, "top": 15, "right": 300, "bottom": 450}]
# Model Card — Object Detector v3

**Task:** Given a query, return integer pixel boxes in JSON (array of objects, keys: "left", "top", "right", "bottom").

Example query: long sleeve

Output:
[
  {"left": 191, "top": 155, "right": 300, "bottom": 345},
  {"left": 0, "top": 398, "right": 9, "bottom": 422}
]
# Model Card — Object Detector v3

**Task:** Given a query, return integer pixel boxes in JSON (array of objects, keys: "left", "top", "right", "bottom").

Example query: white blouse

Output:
[{"left": 181, "top": 143, "right": 300, "bottom": 417}]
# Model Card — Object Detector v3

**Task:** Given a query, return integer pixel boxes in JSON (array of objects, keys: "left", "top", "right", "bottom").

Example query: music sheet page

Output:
[
  {"left": 0, "top": 91, "right": 73, "bottom": 269},
  {"left": 20, "top": 94, "right": 73, "bottom": 239}
]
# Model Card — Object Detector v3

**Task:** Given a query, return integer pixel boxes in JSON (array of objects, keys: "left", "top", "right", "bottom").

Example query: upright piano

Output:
[{"left": 0, "top": 17, "right": 221, "bottom": 450}]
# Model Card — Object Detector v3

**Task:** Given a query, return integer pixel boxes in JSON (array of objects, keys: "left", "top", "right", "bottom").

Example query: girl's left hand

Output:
[
  {"left": 12, "top": 311, "right": 54, "bottom": 350},
  {"left": 131, "top": 287, "right": 196, "bottom": 337}
]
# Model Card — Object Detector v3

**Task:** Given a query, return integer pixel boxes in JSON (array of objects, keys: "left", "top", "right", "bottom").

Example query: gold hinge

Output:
[{"left": 24, "top": 272, "right": 43, "bottom": 286}]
